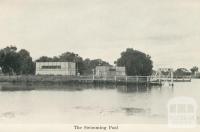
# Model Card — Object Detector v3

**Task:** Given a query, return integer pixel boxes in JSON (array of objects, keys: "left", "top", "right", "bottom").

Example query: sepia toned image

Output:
[{"left": 0, "top": 0, "right": 200, "bottom": 131}]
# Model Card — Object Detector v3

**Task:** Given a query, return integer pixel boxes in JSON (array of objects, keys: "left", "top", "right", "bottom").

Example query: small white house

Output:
[{"left": 36, "top": 62, "right": 76, "bottom": 76}]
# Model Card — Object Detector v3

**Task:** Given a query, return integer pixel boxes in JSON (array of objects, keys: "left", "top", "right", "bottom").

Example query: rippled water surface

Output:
[{"left": 0, "top": 79, "right": 200, "bottom": 124}]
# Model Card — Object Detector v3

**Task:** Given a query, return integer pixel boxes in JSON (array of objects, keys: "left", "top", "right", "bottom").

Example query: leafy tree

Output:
[
  {"left": 18, "top": 49, "right": 35, "bottom": 74},
  {"left": 115, "top": 48, "right": 153, "bottom": 76},
  {"left": 190, "top": 66, "right": 199, "bottom": 74},
  {"left": 52, "top": 56, "right": 59, "bottom": 62},
  {"left": 36, "top": 56, "right": 54, "bottom": 62},
  {"left": 83, "top": 58, "right": 110, "bottom": 75},
  {"left": 0, "top": 46, "right": 35, "bottom": 75},
  {"left": 174, "top": 68, "right": 191, "bottom": 77},
  {"left": 59, "top": 52, "right": 84, "bottom": 75},
  {"left": 0, "top": 46, "right": 21, "bottom": 75}
]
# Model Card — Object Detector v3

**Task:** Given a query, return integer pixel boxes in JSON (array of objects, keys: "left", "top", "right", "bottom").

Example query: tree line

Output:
[
  {"left": 0, "top": 46, "right": 111, "bottom": 75},
  {"left": 36, "top": 52, "right": 110, "bottom": 75},
  {"left": 1, "top": 46, "right": 197, "bottom": 76},
  {"left": 174, "top": 66, "right": 199, "bottom": 77}
]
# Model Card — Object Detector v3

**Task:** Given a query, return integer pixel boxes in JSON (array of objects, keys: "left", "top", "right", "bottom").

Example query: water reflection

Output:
[
  {"left": 0, "top": 83, "right": 164, "bottom": 93},
  {"left": 117, "top": 84, "right": 153, "bottom": 93},
  {"left": 0, "top": 81, "right": 199, "bottom": 124}
]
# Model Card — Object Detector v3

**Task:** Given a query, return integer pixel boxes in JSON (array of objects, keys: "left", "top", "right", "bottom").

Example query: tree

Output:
[
  {"left": 83, "top": 58, "right": 110, "bottom": 75},
  {"left": 174, "top": 68, "right": 191, "bottom": 77},
  {"left": 0, "top": 46, "right": 21, "bottom": 75},
  {"left": 190, "top": 66, "right": 199, "bottom": 74},
  {"left": 115, "top": 48, "right": 153, "bottom": 76},
  {"left": 18, "top": 49, "right": 35, "bottom": 74},
  {"left": 0, "top": 46, "right": 35, "bottom": 75},
  {"left": 36, "top": 56, "right": 53, "bottom": 62},
  {"left": 59, "top": 52, "right": 84, "bottom": 75}
]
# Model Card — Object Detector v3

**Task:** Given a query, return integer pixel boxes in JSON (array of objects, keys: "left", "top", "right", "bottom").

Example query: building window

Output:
[
  {"left": 41, "top": 65, "right": 61, "bottom": 69},
  {"left": 109, "top": 68, "right": 116, "bottom": 71}
]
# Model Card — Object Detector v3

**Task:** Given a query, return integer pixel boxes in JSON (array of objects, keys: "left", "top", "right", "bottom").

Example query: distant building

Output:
[
  {"left": 95, "top": 66, "right": 126, "bottom": 77},
  {"left": 36, "top": 62, "right": 76, "bottom": 76}
]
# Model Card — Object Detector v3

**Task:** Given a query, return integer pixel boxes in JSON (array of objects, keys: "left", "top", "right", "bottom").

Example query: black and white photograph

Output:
[{"left": 0, "top": 0, "right": 200, "bottom": 131}]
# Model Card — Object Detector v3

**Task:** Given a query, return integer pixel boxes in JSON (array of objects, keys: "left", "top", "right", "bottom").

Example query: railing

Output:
[
  {"left": 78, "top": 75, "right": 151, "bottom": 83},
  {"left": 78, "top": 75, "right": 191, "bottom": 83},
  {"left": 0, "top": 75, "right": 192, "bottom": 84}
]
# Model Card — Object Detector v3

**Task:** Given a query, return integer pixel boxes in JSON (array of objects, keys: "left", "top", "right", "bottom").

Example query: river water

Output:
[{"left": 0, "top": 79, "right": 199, "bottom": 124}]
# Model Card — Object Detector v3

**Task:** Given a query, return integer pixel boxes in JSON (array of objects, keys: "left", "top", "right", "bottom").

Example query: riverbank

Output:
[{"left": 0, "top": 75, "right": 161, "bottom": 86}]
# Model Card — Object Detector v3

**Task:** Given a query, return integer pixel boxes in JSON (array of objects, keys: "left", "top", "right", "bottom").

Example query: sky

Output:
[{"left": 0, "top": 0, "right": 200, "bottom": 70}]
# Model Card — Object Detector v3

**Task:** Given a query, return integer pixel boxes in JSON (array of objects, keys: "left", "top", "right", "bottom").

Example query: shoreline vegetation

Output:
[
  {"left": 0, "top": 46, "right": 199, "bottom": 89},
  {"left": 0, "top": 46, "right": 153, "bottom": 76},
  {"left": 0, "top": 75, "right": 161, "bottom": 91},
  {"left": 0, "top": 75, "right": 193, "bottom": 91},
  {"left": 0, "top": 75, "right": 157, "bottom": 85},
  {"left": 0, "top": 75, "right": 192, "bottom": 85}
]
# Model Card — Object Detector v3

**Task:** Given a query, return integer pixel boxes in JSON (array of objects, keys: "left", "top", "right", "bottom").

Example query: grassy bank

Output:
[{"left": 0, "top": 75, "right": 160, "bottom": 86}]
